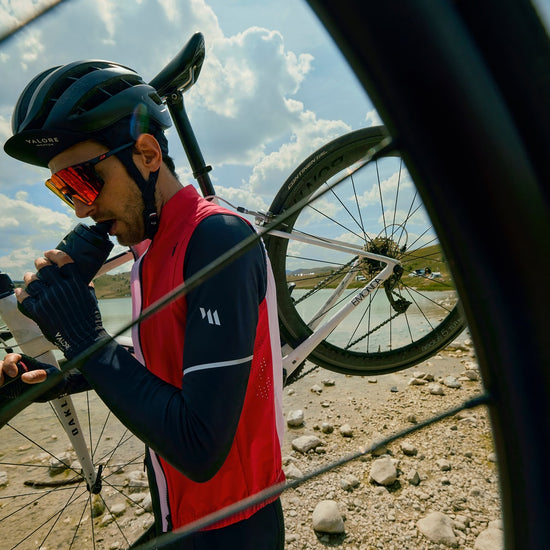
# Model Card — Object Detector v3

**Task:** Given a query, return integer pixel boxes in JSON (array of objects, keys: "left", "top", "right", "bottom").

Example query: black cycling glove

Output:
[
  {"left": 0, "top": 355, "right": 59, "bottom": 401},
  {"left": 18, "top": 263, "right": 109, "bottom": 360}
]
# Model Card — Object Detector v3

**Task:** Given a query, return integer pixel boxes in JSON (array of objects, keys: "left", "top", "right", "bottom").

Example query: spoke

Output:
[
  {"left": 391, "top": 158, "right": 403, "bottom": 232},
  {"left": 350, "top": 172, "right": 369, "bottom": 243},
  {"left": 324, "top": 180, "right": 368, "bottom": 242},
  {"left": 305, "top": 203, "right": 368, "bottom": 244},
  {"left": 375, "top": 161, "right": 388, "bottom": 239}
]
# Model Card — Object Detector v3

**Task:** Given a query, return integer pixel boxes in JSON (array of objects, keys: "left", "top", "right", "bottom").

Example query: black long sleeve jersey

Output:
[{"left": 44, "top": 213, "right": 270, "bottom": 482}]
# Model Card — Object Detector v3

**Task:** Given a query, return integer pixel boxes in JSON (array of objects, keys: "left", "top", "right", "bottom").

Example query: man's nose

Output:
[{"left": 73, "top": 197, "right": 95, "bottom": 219}]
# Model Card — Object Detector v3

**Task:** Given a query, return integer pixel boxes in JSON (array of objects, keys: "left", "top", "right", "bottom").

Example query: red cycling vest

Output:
[{"left": 130, "top": 185, "right": 285, "bottom": 530}]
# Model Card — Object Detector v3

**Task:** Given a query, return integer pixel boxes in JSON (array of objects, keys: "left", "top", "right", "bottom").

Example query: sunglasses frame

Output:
[{"left": 46, "top": 141, "right": 134, "bottom": 207}]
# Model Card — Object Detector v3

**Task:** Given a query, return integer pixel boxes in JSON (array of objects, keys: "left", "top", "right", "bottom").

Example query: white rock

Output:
[
  {"left": 142, "top": 493, "right": 153, "bottom": 513},
  {"left": 110, "top": 502, "right": 126, "bottom": 517},
  {"left": 429, "top": 383, "right": 445, "bottom": 395},
  {"left": 474, "top": 527, "right": 504, "bottom": 550},
  {"left": 310, "top": 384, "right": 323, "bottom": 394},
  {"left": 49, "top": 452, "right": 72, "bottom": 475},
  {"left": 339, "top": 423, "right": 353, "bottom": 437},
  {"left": 127, "top": 469, "right": 149, "bottom": 493},
  {"left": 284, "top": 463, "right": 303, "bottom": 480},
  {"left": 401, "top": 441, "right": 418, "bottom": 456},
  {"left": 443, "top": 376, "right": 462, "bottom": 389},
  {"left": 99, "top": 513, "right": 114, "bottom": 527},
  {"left": 369, "top": 456, "right": 398, "bottom": 486},
  {"left": 287, "top": 409, "right": 305, "bottom": 427},
  {"left": 312, "top": 500, "right": 345, "bottom": 534},
  {"left": 436, "top": 458, "right": 452, "bottom": 471},
  {"left": 340, "top": 474, "right": 360, "bottom": 491},
  {"left": 0, "top": 471, "right": 8, "bottom": 487},
  {"left": 292, "top": 435, "right": 323, "bottom": 453},
  {"left": 417, "top": 511, "right": 458, "bottom": 547},
  {"left": 321, "top": 422, "right": 334, "bottom": 434}
]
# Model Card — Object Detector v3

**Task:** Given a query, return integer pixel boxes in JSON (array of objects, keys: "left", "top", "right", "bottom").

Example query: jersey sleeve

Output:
[{"left": 78, "top": 214, "right": 267, "bottom": 482}]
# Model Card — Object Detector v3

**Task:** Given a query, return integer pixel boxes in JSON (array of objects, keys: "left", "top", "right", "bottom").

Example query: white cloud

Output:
[
  {"left": 0, "top": 192, "right": 74, "bottom": 277},
  {"left": 246, "top": 111, "right": 349, "bottom": 197},
  {"left": 0, "top": 0, "right": 368, "bottom": 274},
  {"left": 366, "top": 109, "right": 382, "bottom": 127}
]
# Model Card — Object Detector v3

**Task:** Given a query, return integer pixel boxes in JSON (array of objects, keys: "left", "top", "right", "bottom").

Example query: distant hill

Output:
[{"left": 93, "top": 272, "right": 131, "bottom": 299}]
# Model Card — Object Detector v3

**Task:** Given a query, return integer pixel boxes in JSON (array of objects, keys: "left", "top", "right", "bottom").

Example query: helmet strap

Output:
[{"left": 114, "top": 147, "right": 160, "bottom": 239}]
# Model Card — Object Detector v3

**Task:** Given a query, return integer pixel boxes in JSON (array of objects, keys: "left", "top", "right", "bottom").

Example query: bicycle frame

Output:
[{"left": 264, "top": 228, "right": 400, "bottom": 377}]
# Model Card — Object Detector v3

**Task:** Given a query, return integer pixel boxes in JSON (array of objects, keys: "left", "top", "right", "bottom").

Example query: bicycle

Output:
[
  {"left": 0, "top": 0, "right": 549, "bottom": 546},
  {"left": 0, "top": 31, "right": 465, "bottom": 549}
]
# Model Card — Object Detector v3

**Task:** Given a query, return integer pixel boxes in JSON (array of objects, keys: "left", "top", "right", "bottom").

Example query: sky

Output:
[
  {"left": 0, "top": 0, "right": 549, "bottom": 280},
  {"left": 0, "top": 0, "right": 378, "bottom": 279}
]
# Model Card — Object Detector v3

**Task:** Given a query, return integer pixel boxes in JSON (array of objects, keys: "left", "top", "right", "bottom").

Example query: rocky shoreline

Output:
[
  {"left": 0, "top": 339, "right": 503, "bottom": 549},
  {"left": 279, "top": 341, "right": 503, "bottom": 549}
]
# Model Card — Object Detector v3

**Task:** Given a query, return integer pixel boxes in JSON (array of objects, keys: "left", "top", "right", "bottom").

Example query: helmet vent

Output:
[{"left": 74, "top": 75, "right": 143, "bottom": 115}]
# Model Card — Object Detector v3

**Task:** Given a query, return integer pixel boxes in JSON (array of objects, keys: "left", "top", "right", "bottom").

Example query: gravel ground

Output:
[
  {"left": 279, "top": 341, "right": 503, "bottom": 549},
  {"left": 1, "top": 339, "right": 503, "bottom": 549}
]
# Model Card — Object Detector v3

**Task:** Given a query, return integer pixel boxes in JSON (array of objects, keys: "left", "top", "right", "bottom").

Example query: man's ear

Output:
[{"left": 133, "top": 133, "right": 162, "bottom": 172}]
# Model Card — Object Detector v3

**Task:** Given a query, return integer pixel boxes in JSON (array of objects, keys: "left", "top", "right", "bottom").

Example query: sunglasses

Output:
[{"left": 45, "top": 142, "right": 134, "bottom": 208}]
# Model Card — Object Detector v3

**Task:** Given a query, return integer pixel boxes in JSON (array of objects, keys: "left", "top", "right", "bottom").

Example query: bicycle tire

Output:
[
  {"left": 265, "top": 126, "right": 465, "bottom": 376},
  {"left": 0, "top": 392, "right": 149, "bottom": 550},
  {"left": 305, "top": 1, "right": 550, "bottom": 549}
]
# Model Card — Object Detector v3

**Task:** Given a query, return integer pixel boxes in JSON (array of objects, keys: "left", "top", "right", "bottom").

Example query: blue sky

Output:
[
  {"left": 1, "top": 0, "right": 549, "bottom": 280},
  {"left": 0, "top": 0, "right": 377, "bottom": 279}
]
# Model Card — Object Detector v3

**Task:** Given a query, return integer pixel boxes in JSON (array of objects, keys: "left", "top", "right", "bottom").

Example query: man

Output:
[{"left": 1, "top": 59, "right": 285, "bottom": 548}]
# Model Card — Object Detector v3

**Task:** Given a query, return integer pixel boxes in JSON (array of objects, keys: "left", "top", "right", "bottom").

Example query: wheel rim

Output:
[
  {"left": 0, "top": 393, "right": 149, "bottom": 549},
  {"left": 268, "top": 132, "right": 465, "bottom": 375}
]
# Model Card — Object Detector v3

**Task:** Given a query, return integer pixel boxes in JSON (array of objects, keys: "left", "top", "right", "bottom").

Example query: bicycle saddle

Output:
[{"left": 150, "top": 32, "right": 205, "bottom": 99}]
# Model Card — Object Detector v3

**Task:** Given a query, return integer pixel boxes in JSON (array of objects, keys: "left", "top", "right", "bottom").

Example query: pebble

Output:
[
  {"left": 340, "top": 474, "right": 361, "bottom": 491},
  {"left": 417, "top": 511, "right": 458, "bottom": 546},
  {"left": 291, "top": 435, "right": 323, "bottom": 453},
  {"left": 339, "top": 423, "right": 353, "bottom": 437},
  {"left": 443, "top": 375, "right": 462, "bottom": 389},
  {"left": 474, "top": 524, "right": 504, "bottom": 550},
  {"left": 49, "top": 452, "right": 73, "bottom": 475},
  {"left": 310, "top": 384, "right": 323, "bottom": 394},
  {"left": 127, "top": 470, "right": 149, "bottom": 493},
  {"left": 312, "top": 500, "right": 345, "bottom": 534},
  {"left": 401, "top": 441, "right": 418, "bottom": 456},
  {"left": 0, "top": 471, "right": 8, "bottom": 487},
  {"left": 287, "top": 409, "right": 305, "bottom": 427},
  {"left": 284, "top": 463, "right": 303, "bottom": 480},
  {"left": 369, "top": 456, "right": 398, "bottom": 486},
  {"left": 429, "top": 383, "right": 446, "bottom": 395},
  {"left": 110, "top": 502, "right": 126, "bottom": 517},
  {"left": 321, "top": 422, "right": 334, "bottom": 434}
]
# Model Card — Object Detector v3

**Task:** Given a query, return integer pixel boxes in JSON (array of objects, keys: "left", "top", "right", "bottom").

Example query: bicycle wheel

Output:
[
  {"left": 265, "top": 126, "right": 465, "bottom": 376},
  {"left": 305, "top": 2, "right": 550, "bottom": 549},
  {"left": 0, "top": 388, "right": 150, "bottom": 550}
]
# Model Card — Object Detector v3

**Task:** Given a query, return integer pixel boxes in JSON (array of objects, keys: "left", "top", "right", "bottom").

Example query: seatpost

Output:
[{"left": 166, "top": 91, "right": 216, "bottom": 197}]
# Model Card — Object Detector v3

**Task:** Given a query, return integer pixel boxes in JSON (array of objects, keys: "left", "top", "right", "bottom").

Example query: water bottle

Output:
[{"left": 55, "top": 221, "right": 114, "bottom": 283}]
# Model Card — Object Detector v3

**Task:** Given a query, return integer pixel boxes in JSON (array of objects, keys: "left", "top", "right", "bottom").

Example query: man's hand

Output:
[
  {"left": 0, "top": 353, "right": 58, "bottom": 399},
  {"left": 15, "top": 249, "right": 109, "bottom": 360}
]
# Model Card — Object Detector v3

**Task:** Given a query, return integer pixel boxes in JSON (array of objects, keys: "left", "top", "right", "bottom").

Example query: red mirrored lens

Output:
[{"left": 48, "top": 164, "right": 103, "bottom": 205}]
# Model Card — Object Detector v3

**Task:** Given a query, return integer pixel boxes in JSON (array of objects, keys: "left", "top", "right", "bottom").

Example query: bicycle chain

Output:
[
  {"left": 346, "top": 308, "right": 403, "bottom": 349},
  {"left": 293, "top": 258, "right": 357, "bottom": 305}
]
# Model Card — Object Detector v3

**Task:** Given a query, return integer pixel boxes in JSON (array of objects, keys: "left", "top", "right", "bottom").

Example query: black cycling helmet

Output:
[
  {"left": 4, "top": 60, "right": 173, "bottom": 238},
  {"left": 4, "top": 59, "right": 171, "bottom": 167}
]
